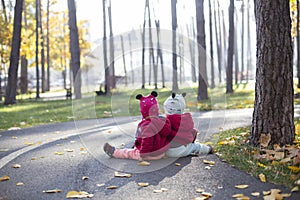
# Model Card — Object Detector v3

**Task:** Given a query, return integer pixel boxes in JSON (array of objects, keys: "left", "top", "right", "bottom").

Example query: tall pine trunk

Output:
[
  {"left": 195, "top": 0, "right": 208, "bottom": 100},
  {"left": 250, "top": 0, "right": 294, "bottom": 146},
  {"left": 4, "top": 0, "right": 23, "bottom": 105},
  {"left": 68, "top": 0, "right": 81, "bottom": 99},
  {"left": 226, "top": 0, "right": 234, "bottom": 94},
  {"left": 171, "top": 0, "right": 178, "bottom": 92}
]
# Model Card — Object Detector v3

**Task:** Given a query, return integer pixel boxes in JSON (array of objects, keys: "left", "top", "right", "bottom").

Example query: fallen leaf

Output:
[
  {"left": 251, "top": 192, "right": 260, "bottom": 197},
  {"left": 0, "top": 175, "right": 10, "bottom": 182},
  {"left": 192, "top": 197, "right": 207, "bottom": 200},
  {"left": 65, "top": 149, "right": 74, "bottom": 152},
  {"left": 263, "top": 191, "right": 271, "bottom": 195},
  {"left": 80, "top": 148, "right": 86, "bottom": 151},
  {"left": 259, "top": 133, "right": 271, "bottom": 148},
  {"left": 259, "top": 173, "right": 267, "bottom": 182},
  {"left": 96, "top": 183, "right": 105, "bottom": 187},
  {"left": 203, "top": 160, "right": 215, "bottom": 165},
  {"left": 106, "top": 185, "right": 118, "bottom": 189},
  {"left": 279, "top": 157, "right": 291, "bottom": 164},
  {"left": 54, "top": 152, "right": 64, "bottom": 155},
  {"left": 31, "top": 157, "right": 37, "bottom": 160},
  {"left": 11, "top": 136, "right": 18, "bottom": 139},
  {"left": 16, "top": 182, "right": 24, "bottom": 186},
  {"left": 82, "top": 176, "right": 89, "bottom": 180},
  {"left": 12, "top": 164, "right": 21, "bottom": 168},
  {"left": 196, "top": 188, "right": 205, "bottom": 193},
  {"left": 288, "top": 166, "right": 300, "bottom": 173},
  {"left": 232, "top": 194, "right": 244, "bottom": 198},
  {"left": 43, "top": 189, "right": 62, "bottom": 193},
  {"left": 175, "top": 163, "right": 181, "bottom": 166},
  {"left": 66, "top": 190, "right": 93, "bottom": 198},
  {"left": 274, "top": 152, "right": 285, "bottom": 160},
  {"left": 201, "top": 192, "right": 212, "bottom": 197},
  {"left": 204, "top": 166, "right": 211, "bottom": 170},
  {"left": 138, "top": 161, "right": 150, "bottom": 166},
  {"left": 114, "top": 171, "right": 131, "bottom": 178},
  {"left": 291, "top": 186, "right": 299, "bottom": 192},
  {"left": 153, "top": 188, "right": 168, "bottom": 193},
  {"left": 295, "top": 179, "right": 300, "bottom": 185},
  {"left": 235, "top": 185, "right": 249, "bottom": 189},
  {"left": 137, "top": 182, "right": 149, "bottom": 187}
]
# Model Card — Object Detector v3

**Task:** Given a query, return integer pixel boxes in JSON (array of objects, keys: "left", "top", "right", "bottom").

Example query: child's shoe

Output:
[
  {"left": 103, "top": 143, "right": 115, "bottom": 157},
  {"left": 207, "top": 145, "right": 214, "bottom": 154}
]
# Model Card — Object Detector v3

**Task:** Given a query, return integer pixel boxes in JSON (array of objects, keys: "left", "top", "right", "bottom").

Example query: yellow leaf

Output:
[
  {"left": 203, "top": 160, "right": 215, "bottom": 165},
  {"left": 54, "top": 152, "right": 64, "bottom": 155},
  {"left": 218, "top": 141, "right": 229, "bottom": 145},
  {"left": 114, "top": 171, "right": 132, "bottom": 178},
  {"left": 196, "top": 188, "right": 205, "bottom": 193},
  {"left": 257, "top": 162, "right": 267, "bottom": 168},
  {"left": 251, "top": 192, "right": 260, "bottom": 197},
  {"left": 263, "top": 191, "right": 271, "bottom": 195},
  {"left": 16, "top": 182, "right": 24, "bottom": 186},
  {"left": 138, "top": 182, "right": 149, "bottom": 187},
  {"left": 288, "top": 165, "right": 300, "bottom": 173},
  {"left": 0, "top": 175, "right": 10, "bottom": 182},
  {"left": 235, "top": 185, "right": 249, "bottom": 189},
  {"left": 43, "top": 189, "right": 62, "bottom": 193},
  {"left": 295, "top": 124, "right": 300, "bottom": 135},
  {"left": 201, "top": 192, "right": 212, "bottom": 197},
  {"left": 82, "top": 176, "right": 89, "bottom": 180},
  {"left": 175, "top": 163, "right": 181, "bottom": 166},
  {"left": 106, "top": 185, "right": 118, "bottom": 189},
  {"left": 232, "top": 194, "right": 244, "bottom": 198},
  {"left": 65, "top": 149, "right": 74, "bottom": 152},
  {"left": 259, "top": 173, "right": 267, "bottom": 182},
  {"left": 12, "top": 164, "right": 21, "bottom": 168},
  {"left": 138, "top": 161, "right": 150, "bottom": 166},
  {"left": 66, "top": 190, "right": 93, "bottom": 198}
]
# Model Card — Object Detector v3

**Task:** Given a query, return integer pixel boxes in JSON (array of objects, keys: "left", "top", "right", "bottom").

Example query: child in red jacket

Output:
[
  {"left": 103, "top": 91, "right": 171, "bottom": 160},
  {"left": 164, "top": 92, "right": 213, "bottom": 157}
]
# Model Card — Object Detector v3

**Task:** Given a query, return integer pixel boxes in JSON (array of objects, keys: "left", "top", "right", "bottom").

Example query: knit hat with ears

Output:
[
  {"left": 163, "top": 92, "right": 186, "bottom": 115},
  {"left": 136, "top": 91, "right": 159, "bottom": 118}
]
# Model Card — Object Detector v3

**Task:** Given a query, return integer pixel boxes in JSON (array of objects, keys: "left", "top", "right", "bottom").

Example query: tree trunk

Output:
[
  {"left": 250, "top": 0, "right": 294, "bottom": 146},
  {"left": 141, "top": 0, "right": 147, "bottom": 89},
  {"left": 195, "top": 0, "right": 208, "bottom": 100},
  {"left": 208, "top": 0, "right": 215, "bottom": 89},
  {"left": 35, "top": 0, "right": 40, "bottom": 99},
  {"left": 46, "top": 0, "right": 50, "bottom": 91},
  {"left": 68, "top": 0, "right": 81, "bottom": 99},
  {"left": 214, "top": 0, "right": 222, "bottom": 83},
  {"left": 187, "top": 21, "right": 196, "bottom": 83},
  {"left": 234, "top": 8, "right": 239, "bottom": 85},
  {"left": 120, "top": 35, "right": 127, "bottom": 86},
  {"left": 107, "top": 0, "right": 115, "bottom": 89},
  {"left": 155, "top": 20, "right": 165, "bottom": 88},
  {"left": 240, "top": 0, "right": 245, "bottom": 82},
  {"left": 171, "top": 0, "right": 178, "bottom": 92},
  {"left": 4, "top": 0, "right": 23, "bottom": 105},
  {"left": 128, "top": 33, "right": 134, "bottom": 85},
  {"left": 226, "top": 0, "right": 234, "bottom": 94},
  {"left": 20, "top": 56, "right": 28, "bottom": 94},
  {"left": 39, "top": 0, "right": 46, "bottom": 93}
]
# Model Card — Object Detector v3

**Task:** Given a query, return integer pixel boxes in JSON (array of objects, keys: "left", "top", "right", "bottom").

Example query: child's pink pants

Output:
[{"left": 113, "top": 147, "right": 165, "bottom": 160}]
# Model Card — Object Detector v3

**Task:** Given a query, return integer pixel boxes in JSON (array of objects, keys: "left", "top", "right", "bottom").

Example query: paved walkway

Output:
[{"left": 0, "top": 108, "right": 299, "bottom": 199}]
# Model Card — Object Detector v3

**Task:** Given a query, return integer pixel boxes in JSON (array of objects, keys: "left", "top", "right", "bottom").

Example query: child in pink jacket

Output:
[
  {"left": 164, "top": 93, "right": 213, "bottom": 157},
  {"left": 103, "top": 91, "right": 171, "bottom": 160}
]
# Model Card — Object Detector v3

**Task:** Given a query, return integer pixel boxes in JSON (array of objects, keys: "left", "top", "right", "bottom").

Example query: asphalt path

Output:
[{"left": 0, "top": 108, "right": 300, "bottom": 200}]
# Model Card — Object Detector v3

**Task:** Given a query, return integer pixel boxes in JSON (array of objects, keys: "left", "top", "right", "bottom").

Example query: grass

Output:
[
  {"left": 0, "top": 83, "right": 255, "bottom": 131},
  {"left": 212, "top": 126, "right": 300, "bottom": 189}
]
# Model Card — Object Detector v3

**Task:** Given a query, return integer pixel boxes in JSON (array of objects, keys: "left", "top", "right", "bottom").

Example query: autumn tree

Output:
[
  {"left": 4, "top": 0, "right": 23, "bottom": 105},
  {"left": 195, "top": 0, "right": 208, "bottom": 100},
  {"left": 250, "top": 0, "right": 294, "bottom": 146},
  {"left": 68, "top": 0, "right": 81, "bottom": 99},
  {"left": 226, "top": 0, "right": 234, "bottom": 94}
]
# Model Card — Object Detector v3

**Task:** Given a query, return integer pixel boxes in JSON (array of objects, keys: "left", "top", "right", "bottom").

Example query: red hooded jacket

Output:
[
  {"left": 134, "top": 116, "right": 171, "bottom": 158},
  {"left": 166, "top": 113, "right": 197, "bottom": 148}
]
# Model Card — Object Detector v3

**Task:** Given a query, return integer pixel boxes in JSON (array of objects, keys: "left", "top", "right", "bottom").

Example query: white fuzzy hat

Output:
[{"left": 164, "top": 93, "right": 186, "bottom": 114}]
